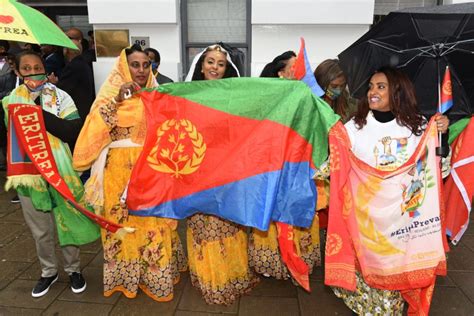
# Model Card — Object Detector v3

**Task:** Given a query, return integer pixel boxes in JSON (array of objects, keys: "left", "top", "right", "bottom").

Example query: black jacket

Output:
[{"left": 57, "top": 55, "right": 95, "bottom": 122}]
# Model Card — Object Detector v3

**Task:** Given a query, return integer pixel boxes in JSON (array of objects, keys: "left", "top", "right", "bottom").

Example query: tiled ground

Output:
[{"left": 0, "top": 172, "right": 473, "bottom": 315}]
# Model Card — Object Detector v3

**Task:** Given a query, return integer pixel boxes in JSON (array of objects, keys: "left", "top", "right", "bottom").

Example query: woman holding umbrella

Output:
[{"left": 332, "top": 67, "right": 449, "bottom": 315}]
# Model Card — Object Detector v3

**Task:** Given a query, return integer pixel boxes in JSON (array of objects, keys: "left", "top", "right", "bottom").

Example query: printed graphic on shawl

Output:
[
  {"left": 326, "top": 119, "right": 446, "bottom": 315},
  {"left": 353, "top": 127, "right": 444, "bottom": 268},
  {"left": 373, "top": 136, "right": 408, "bottom": 170},
  {"left": 400, "top": 149, "right": 434, "bottom": 219},
  {"left": 7, "top": 106, "right": 40, "bottom": 177}
]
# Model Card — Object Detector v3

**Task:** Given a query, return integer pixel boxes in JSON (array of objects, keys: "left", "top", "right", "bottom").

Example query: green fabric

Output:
[
  {"left": 156, "top": 78, "right": 340, "bottom": 167},
  {"left": 2, "top": 84, "right": 100, "bottom": 246},
  {"left": 448, "top": 116, "right": 471, "bottom": 144}
]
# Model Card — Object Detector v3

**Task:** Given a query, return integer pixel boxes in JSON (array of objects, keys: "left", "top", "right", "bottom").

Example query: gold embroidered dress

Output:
[
  {"left": 248, "top": 181, "right": 326, "bottom": 280},
  {"left": 73, "top": 49, "right": 186, "bottom": 302}
]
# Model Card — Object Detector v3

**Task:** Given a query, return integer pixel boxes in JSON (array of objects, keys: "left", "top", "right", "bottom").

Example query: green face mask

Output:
[
  {"left": 325, "top": 87, "right": 342, "bottom": 100},
  {"left": 23, "top": 73, "right": 47, "bottom": 92}
]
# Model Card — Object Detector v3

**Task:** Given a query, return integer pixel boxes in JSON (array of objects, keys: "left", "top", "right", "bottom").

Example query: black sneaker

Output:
[
  {"left": 32, "top": 274, "right": 58, "bottom": 298},
  {"left": 69, "top": 272, "right": 86, "bottom": 293},
  {"left": 10, "top": 195, "right": 20, "bottom": 204}
]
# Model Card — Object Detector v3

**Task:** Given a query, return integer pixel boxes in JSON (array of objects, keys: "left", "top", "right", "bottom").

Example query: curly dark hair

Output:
[
  {"left": 191, "top": 45, "right": 238, "bottom": 81},
  {"left": 353, "top": 67, "right": 425, "bottom": 136},
  {"left": 259, "top": 51, "right": 296, "bottom": 78}
]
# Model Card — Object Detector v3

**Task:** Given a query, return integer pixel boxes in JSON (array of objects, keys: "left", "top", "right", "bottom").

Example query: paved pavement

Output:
[{"left": 0, "top": 173, "right": 473, "bottom": 315}]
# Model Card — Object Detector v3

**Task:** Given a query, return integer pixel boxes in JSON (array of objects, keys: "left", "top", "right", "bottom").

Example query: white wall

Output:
[
  {"left": 252, "top": 0, "right": 374, "bottom": 25},
  {"left": 251, "top": 25, "right": 371, "bottom": 77},
  {"left": 87, "top": 0, "right": 181, "bottom": 92},
  {"left": 88, "top": 0, "right": 178, "bottom": 24},
  {"left": 88, "top": 0, "right": 376, "bottom": 86},
  {"left": 251, "top": 0, "right": 374, "bottom": 77}
]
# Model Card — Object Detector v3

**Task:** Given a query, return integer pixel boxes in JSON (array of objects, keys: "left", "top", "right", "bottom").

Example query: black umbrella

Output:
[{"left": 338, "top": 3, "right": 474, "bottom": 124}]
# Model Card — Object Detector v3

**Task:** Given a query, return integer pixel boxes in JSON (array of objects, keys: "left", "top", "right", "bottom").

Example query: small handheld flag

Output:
[{"left": 440, "top": 66, "right": 453, "bottom": 114}]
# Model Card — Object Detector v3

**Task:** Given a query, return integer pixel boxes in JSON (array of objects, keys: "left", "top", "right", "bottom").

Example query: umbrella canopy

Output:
[
  {"left": 338, "top": 3, "right": 474, "bottom": 123},
  {"left": 0, "top": 0, "right": 76, "bottom": 49}
]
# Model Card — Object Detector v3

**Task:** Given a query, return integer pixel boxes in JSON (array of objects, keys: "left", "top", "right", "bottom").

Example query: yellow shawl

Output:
[{"left": 73, "top": 48, "right": 156, "bottom": 170}]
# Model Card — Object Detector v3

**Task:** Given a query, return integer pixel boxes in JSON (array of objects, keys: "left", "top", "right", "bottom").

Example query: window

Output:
[
  {"left": 373, "top": 0, "right": 440, "bottom": 26},
  {"left": 181, "top": 0, "right": 250, "bottom": 79},
  {"left": 374, "top": 0, "right": 439, "bottom": 16},
  {"left": 56, "top": 15, "right": 92, "bottom": 36}
]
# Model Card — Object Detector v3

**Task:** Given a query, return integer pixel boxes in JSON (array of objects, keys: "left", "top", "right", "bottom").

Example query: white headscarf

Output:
[{"left": 185, "top": 44, "right": 240, "bottom": 82}]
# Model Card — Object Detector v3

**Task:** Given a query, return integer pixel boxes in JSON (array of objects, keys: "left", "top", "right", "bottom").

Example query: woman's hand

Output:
[
  {"left": 436, "top": 114, "right": 449, "bottom": 134},
  {"left": 114, "top": 82, "right": 141, "bottom": 104}
]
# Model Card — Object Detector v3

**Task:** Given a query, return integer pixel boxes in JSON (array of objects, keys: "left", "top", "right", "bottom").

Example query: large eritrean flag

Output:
[{"left": 127, "top": 78, "right": 339, "bottom": 231}]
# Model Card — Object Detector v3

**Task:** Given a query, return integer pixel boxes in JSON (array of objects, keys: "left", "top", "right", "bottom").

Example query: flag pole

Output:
[{"left": 436, "top": 62, "right": 449, "bottom": 157}]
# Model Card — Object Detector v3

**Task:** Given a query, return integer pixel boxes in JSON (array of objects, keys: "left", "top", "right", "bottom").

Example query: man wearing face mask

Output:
[{"left": 144, "top": 47, "right": 173, "bottom": 84}]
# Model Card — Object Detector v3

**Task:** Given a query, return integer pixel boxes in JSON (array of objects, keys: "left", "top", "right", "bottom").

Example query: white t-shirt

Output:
[{"left": 344, "top": 112, "right": 422, "bottom": 171}]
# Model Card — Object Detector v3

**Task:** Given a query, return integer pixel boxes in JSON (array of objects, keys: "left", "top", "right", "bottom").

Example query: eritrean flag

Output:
[
  {"left": 440, "top": 66, "right": 453, "bottom": 114},
  {"left": 127, "top": 78, "right": 339, "bottom": 231},
  {"left": 293, "top": 38, "right": 325, "bottom": 97}
]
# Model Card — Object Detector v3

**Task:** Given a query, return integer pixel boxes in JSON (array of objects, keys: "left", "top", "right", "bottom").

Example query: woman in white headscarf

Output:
[{"left": 185, "top": 44, "right": 259, "bottom": 305}]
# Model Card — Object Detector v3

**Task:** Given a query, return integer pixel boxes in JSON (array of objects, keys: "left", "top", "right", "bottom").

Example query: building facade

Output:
[{"left": 21, "top": 0, "right": 469, "bottom": 91}]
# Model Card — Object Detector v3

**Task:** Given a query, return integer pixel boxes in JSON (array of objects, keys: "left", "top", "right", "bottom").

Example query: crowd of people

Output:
[{"left": 0, "top": 33, "right": 454, "bottom": 315}]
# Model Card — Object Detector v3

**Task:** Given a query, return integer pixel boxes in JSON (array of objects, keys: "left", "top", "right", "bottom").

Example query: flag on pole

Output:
[
  {"left": 293, "top": 38, "right": 325, "bottom": 97},
  {"left": 440, "top": 66, "right": 453, "bottom": 114}
]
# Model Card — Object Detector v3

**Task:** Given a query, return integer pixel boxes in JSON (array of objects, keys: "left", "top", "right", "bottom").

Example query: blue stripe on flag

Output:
[
  {"left": 440, "top": 100, "right": 453, "bottom": 114},
  {"left": 302, "top": 46, "right": 325, "bottom": 97},
  {"left": 130, "top": 161, "right": 317, "bottom": 231}
]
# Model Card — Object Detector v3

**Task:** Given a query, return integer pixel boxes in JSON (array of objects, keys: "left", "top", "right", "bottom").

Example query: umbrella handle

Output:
[{"left": 436, "top": 131, "right": 449, "bottom": 157}]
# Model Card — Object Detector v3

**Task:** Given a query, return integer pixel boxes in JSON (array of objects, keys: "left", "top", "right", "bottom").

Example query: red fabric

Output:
[
  {"left": 293, "top": 38, "right": 306, "bottom": 80},
  {"left": 444, "top": 117, "right": 474, "bottom": 244},
  {"left": 7, "top": 107, "right": 39, "bottom": 177},
  {"left": 276, "top": 222, "right": 310, "bottom": 291},
  {"left": 9, "top": 104, "right": 123, "bottom": 233},
  {"left": 318, "top": 208, "right": 328, "bottom": 229}
]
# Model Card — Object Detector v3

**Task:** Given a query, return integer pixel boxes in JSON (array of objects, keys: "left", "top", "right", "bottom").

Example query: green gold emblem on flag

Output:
[{"left": 147, "top": 119, "right": 206, "bottom": 178}]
